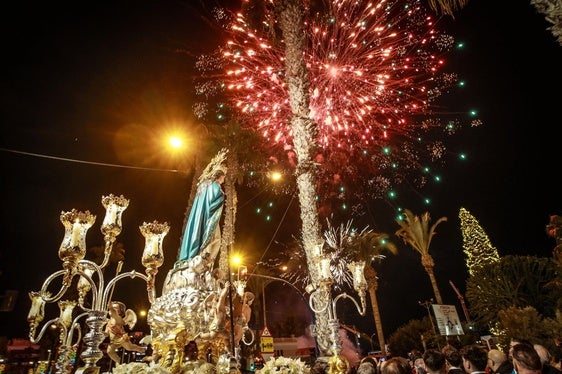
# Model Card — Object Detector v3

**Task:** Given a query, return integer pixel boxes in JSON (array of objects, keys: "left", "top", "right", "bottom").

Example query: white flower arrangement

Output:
[
  {"left": 181, "top": 360, "right": 217, "bottom": 374},
  {"left": 111, "top": 362, "right": 171, "bottom": 374},
  {"left": 110, "top": 361, "right": 216, "bottom": 374},
  {"left": 256, "top": 356, "right": 311, "bottom": 374}
]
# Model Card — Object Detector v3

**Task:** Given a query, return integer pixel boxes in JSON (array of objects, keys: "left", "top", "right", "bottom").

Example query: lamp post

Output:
[
  {"left": 27, "top": 194, "right": 169, "bottom": 374},
  {"left": 307, "top": 252, "right": 368, "bottom": 372},
  {"left": 418, "top": 298, "right": 440, "bottom": 351},
  {"left": 418, "top": 299, "right": 437, "bottom": 335},
  {"left": 227, "top": 246, "right": 237, "bottom": 358}
]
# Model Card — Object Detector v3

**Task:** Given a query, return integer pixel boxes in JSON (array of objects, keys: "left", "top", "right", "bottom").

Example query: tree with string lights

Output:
[{"left": 458, "top": 207, "right": 500, "bottom": 276}]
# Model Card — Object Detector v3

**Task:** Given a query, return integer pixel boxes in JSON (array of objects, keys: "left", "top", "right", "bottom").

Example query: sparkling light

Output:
[
  {"left": 169, "top": 136, "right": 183, "bottom": 149},
  {"left": 195, "top": 0, "right": 480, "bottom": 214},
  {"left": 223, "top": 0, "right": 462, "bottom": 150}
]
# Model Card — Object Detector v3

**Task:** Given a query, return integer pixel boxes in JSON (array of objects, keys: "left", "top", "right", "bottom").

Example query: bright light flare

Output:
[
  {"left": 269, "top": 171, "right": 283, "bottom": 181},
  {"left": 168, "top": 136, "right": 183, "bottom": 149},
  {"left": 231, "top": 253, "right": 243, "bottom": 266}
]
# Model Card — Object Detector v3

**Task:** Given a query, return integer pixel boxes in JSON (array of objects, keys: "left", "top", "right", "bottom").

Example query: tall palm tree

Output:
[
  {"left": 347, "top": 228, "right": 397, "bottom": 356},
  {"left": 276, "top": 0, "right": 324, "bottom": 268},
  {"left": 395, "top": 209, "right": 447, "bottom": 305},
  {"left": 275, "top": 0, "right": 332, "bottom": 353}
]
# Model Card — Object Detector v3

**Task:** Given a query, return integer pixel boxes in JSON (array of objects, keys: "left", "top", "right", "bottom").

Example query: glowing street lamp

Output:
[
  {"left": 269, "top": 171, "right": 283, "bottom": 182},
  {"left": 168, "top": 136, "right": 183, "bottom": 149}
]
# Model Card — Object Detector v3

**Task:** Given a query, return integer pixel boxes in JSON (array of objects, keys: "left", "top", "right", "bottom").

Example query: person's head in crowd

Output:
[
  {"left": 442, "top": 346, "right": 462, "bottom": 369},
  {"left": 510, "top": 338, "right": 534, "bottom": 360},
  {"left": 511, "top": 343, "right": 542, "bottom": 374},
  {"left": 381, "top": 357, "right": 412, "bottom": 374},
  {"left": 410, "top": 350, "right": 427, "bottom": 374},
  {"left": 361, "top": 356, "right": 379, "bottom": 368},
  {"left": 533, "top": 344, "right": 552, "bottom": 367},
  {"left": 460, "top": 344, "right": 488, "bottom": 373},
  {"left": 423, "top": 349, "right": 447, "bottom": 374},
  {"left": 487, "top": 349, "right": 508, "bottom": 373},
  {"left": 357, "top": 360, "right": 377, "bottom": 374}
]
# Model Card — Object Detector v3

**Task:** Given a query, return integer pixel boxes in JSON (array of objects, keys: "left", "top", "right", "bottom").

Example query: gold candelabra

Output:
[
  {"left": 26, "top": 194, "right": 169, "bottom": 374},
  {"left": 307, "top": 251, "right": 368, "bottom": 374}
]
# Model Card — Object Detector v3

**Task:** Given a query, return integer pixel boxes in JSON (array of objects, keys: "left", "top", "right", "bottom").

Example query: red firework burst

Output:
[{"left": 223, "top": 0, "right": 461, "bottom": 151}]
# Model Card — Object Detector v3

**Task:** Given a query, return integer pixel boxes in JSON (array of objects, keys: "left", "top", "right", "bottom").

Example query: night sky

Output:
[{"left": 1, "top": 0, "right": 561, "bottom": 345}]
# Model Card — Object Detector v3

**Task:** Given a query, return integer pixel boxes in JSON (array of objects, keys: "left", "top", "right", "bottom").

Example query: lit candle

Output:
[
  {"left": 78, "top": 268, "right": 94, "bottom": 291},
  {"left": 349, "top": 261, "right": 367, "bottom": 290},
  {"left": 58, "top": 300, "right": 77, "bottom": 328},
  {"left": 140, "top": 221, "right": 168, "bottom": 270},
  {"left": 150, "top": 238, "right": 160, "bottom": 256},
  {"left": 71, "top": 222, "right": 82, "bottom": 247},
  {"left": 102, "top": 204, "right": 117, "bottom": 227},
  {"left": 319, "top": 257, "right": 331, "bottom": 281}
]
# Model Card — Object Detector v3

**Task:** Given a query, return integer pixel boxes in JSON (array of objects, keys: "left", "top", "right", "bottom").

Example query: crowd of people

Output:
[{"left": 310, "top": 338, "right": 562, "bottom": 374}]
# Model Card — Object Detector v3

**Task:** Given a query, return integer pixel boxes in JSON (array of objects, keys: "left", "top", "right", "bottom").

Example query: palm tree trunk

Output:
[
  {"left": 422, "top": 253, "right": 443, "bottom": 304},
  {"left": 277, "top": 0, "right": 331, "bottom": 355},
  {"left": 365, "top": 267, "right": 386, "bottom": 355},
  {"left": 426, "top": 268, "right": 443, "bottom": 305}
]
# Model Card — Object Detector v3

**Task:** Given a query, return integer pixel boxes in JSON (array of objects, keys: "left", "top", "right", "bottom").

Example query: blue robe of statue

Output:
[{"left": 178, "top": 179, "right": 225, "bottom": 262}]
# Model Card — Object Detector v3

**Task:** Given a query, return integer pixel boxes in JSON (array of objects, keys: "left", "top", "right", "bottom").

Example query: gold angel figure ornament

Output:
[{"left": 105, "top": 301, "right": 145, "bottom": 364}]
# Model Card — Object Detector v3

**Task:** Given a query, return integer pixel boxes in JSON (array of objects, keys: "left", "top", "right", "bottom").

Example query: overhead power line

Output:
[{"left": 0, "top": 147, "right": 183, "bottom": 173}]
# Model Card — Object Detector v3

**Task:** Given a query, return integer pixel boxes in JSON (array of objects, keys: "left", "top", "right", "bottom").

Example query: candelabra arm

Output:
[
  {"left": 97, "top": 238, "right": 115, "bottom": 270},
  {"left": 332, "top": 290, "right": 367, "bottom": 318},
  {"left": 144, "top": 266, "right": 159, "bottom": 304},
  {"left": 29, "top": 317, "right": 60, "bottom": 344},
  {"left": 104, "top": 261, "right": 124, "bottom": 308},
  {"left": 308, "top": 288, "right": 330, "bottom": 314},
  {"left": 40, "top": 270, "right": 73, "bottom": 303},
  {"left": 64, "top": 312, "right": 88, "bottom": 346},
  {"left": 76, "top": 261, "right": 103, "bottom": 309},
  {"left": 57, "top": 321, "right": 69, "bottom": 347},
  {"left": 101, "top": 270, "right": 149, "bottom": 309}
]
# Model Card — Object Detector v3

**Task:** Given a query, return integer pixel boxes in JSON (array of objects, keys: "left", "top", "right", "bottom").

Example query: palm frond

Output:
[{"left": 426, "top": 0, "right": 469, "bottom": 17}]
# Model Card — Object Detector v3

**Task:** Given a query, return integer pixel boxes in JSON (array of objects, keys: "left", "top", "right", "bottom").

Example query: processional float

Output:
[{"left": 27, "top": 149, "right": 253, "bottom": 374}]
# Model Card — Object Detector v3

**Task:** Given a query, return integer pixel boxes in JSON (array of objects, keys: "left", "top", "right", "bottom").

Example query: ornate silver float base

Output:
[{"left": 75, "top": 311, "right": 107, "bottom": 374}]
